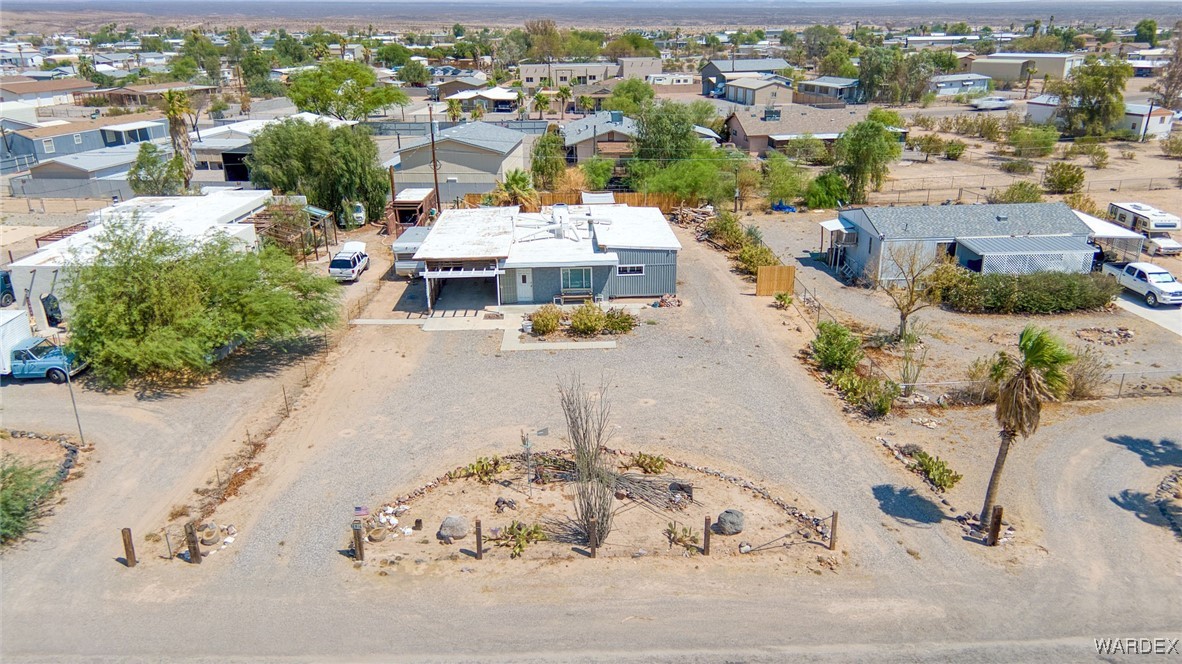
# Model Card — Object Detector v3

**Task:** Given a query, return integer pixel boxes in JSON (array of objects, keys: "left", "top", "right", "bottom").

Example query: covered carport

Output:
[{"left": 1074, "top": 210, "right": 1145, "bottom": 264}]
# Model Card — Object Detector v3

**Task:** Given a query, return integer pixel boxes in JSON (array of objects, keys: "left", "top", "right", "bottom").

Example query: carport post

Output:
[{"left": 424, "top": 276, "right": 433, "bottom": 313}]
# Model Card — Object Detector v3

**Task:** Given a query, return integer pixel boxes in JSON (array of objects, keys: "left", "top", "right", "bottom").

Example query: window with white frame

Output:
[
  {"left": 617, "top": 265, "right": 644, "bottom": 277},
  {"left": 561, "top": 267, "right": 592, "bottom": 290},
  {"left": 41, "top": 139, "right": 55, "bottom": 154},
  {"left": 73, "top": 133, "right": 82, "bottom": 145}
]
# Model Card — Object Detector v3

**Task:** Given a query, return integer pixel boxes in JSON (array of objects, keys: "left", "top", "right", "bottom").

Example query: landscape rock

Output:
[
  {"left": 738, "top": 542, "right": 752, "bottom": 554},
  {"left": 716, "top": 509, "right": 745, "bottom": 535},
  {"left": 437, "top": 515, "right": 469, "bottom": 541}
]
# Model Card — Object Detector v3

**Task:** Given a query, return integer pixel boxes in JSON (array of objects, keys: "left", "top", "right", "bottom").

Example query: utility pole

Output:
[
  {"left": 428, "top": 105, "right": 442, "bottom": 210},
  {"left": 1141, "top": 98, "right": 1156, "bottom": 142}
]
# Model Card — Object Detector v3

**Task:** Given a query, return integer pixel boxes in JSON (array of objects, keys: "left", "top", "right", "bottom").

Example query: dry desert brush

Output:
[{"left": 559, "top": 375, "right": 616, "bottom": 544}]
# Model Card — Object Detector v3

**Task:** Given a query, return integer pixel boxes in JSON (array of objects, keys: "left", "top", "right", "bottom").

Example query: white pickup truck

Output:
[{"left": 1102, "top": 262, "right": 1182, "bottom": 307}]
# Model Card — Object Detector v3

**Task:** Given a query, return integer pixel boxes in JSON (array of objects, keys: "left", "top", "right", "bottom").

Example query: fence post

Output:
[
  {"left": 475, "top": 518, "right": 483, "bottom": 560},
  {"left": 703, "top": 516, "right": 711, "bottom": 556},
  {"left": 986, "top": 506, "right": 1004, "bottom": 546},
  {"left": 121, "top": 528, "right": 137, "bottom": 567},
  {"left": 184, "top": 521, "right": 202, "bottom": 564},
  {"left": 828, "top": 511, "right": 839, "bottom": 551},
  {"left": 351, "top": 519, "right": 365, "bottom": 561}
]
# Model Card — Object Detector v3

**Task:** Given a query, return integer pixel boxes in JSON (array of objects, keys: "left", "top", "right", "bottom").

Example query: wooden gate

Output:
[{"left": 755, "top": 265, "right": 795, "bottom": 296}]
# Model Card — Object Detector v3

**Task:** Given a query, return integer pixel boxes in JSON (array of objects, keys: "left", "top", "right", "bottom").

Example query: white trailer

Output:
[
  {"left": 1107, "top": 203, "right": 1182, "bottom": 257},
  {"left": 0, "top": 310, "right": 33, "bottom": 375}
]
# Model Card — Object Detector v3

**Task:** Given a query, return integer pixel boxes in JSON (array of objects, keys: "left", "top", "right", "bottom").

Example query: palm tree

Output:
[
  {"left": 533, "top": 91, "right": 549, "bottom": 120},
  {"left": 979, "top": 326, "right": 1073, "bottom": 531},
  {"left": 470, "top": 103, "right": 485, "bottom": 121},
  {"left": 492, "top": 169, "right": 540, "bottom": 208},
  {"left": 577, "top": 95, "right": 594, "bottom": 115},
  {"left": 161, "top": 89, "right": 194, "bottom": 189},
  {"left": 556, "top": 86, "right": 572, "bottom": 120},
  {"left": 446, "top": 98, "right": 463, "bottom": 122},
  {"left": 311, "top": 42, "right": 330, "bottom": 61}
]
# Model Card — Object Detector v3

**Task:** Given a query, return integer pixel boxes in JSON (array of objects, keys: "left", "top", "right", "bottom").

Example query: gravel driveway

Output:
[{"left": 2, "top": 229, "right": 1179, "bottom": 662}]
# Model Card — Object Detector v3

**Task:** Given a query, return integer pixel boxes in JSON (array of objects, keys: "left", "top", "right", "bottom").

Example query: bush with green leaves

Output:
[
  {"left": 773, "top": 291, "right": 793, "bottom": 309},
  {"left": 569, "top": 302, "right": 608, "bottom": 336},
  {"left": 1160, "top": 134, "right": 1182, "bottom": 159},
  {"left": 623, "top": 452, "right": 667, "bottom": 474},
  {"left": 735, "top": 243, "right": 779, "bottom": 275},
  {"left": 65, "top": 217, "right": 339, "bottom": 386},
  {"left": 811, "top": 321, "right": 864, "bottom": 373},
  {"left": 529, "top": 304, "right": 562, "bottom": 335},
  {"left": 943, "top": 139, "right": 966, "bottom": 160},
  {"left": 1008, "top": 125, "right": 1059, "bottom": 158},
  {"left": 1, "top": 455, "right": 57, "bottom": 545},
  {"left": 911, "top": 451, "right": 963, "bottom": 491},
  {"left": 1088, "top": 148, "right": 1109, "bottom": 169},
  {"left": 934, "top": 264, "right": 1120, "bottom": 314},
  {"left": 986, "top": 181, "right": 1043, "bottom": 203},
  {"left": 826, "top": 368, "right": 899, "bottom": 418},
  {"left": 805, "top": 171, "right": 850, "bottom": 208},
  {"left": 603, "top": 308, "right": 638, "bottom": 334},
  {"left": 1043, "top": 162, "right": 1086, "bottom": 193},
  {"left": 1109, "top": 128, "right": 1140, "bottom": 142},
  {"left": 964, "top": 351, "right": 1009, "bottom": 404},
  {"left": 703, "top": 212, "right": 746, "bottom": 250},
  {"left": 999, "top": 159, "right": 1034, "bottom": 175},
  {"left": 495, "top": 521, "right": 547, "bottom": 558}
]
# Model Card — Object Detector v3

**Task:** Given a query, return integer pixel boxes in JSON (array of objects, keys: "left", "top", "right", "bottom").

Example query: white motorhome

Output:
[{"left": 1107, "top": 202, "right": 1182, "bottom": 256}]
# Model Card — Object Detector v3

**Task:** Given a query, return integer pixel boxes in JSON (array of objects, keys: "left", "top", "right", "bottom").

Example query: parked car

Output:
[
  {"left": 1102, "top": 262, "right": 1182, "bottom": 307},
  {"left": 0, "top": 271, "right": 14, "bottom": 307},
  {"left": 328, "top": 241, "right": 369, "bottom": 282},
  {"left": 971, "top": 96, "right": 1014, "bottom": 111},
  {"left": 1144, "top": 231, "right": 1182, "bottom": 257},
  {"left": 1, "top": 310, "right": 87, "bottom": 383}
]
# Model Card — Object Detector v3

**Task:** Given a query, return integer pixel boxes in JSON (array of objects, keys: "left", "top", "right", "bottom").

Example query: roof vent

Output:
[
  {"left": 996, "top": 214, "right": 1008, "bottom": 222},
  {"left": 609, "top": 110, "right": 623, "bottom": 124}
]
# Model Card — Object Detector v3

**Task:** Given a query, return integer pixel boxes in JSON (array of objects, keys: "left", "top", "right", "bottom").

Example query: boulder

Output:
[
  {"left": 716, "top": 509, "right": 744, "bottom": 535},
  {"left": 437, "top": 515, "right": 469, "bottom": 541}
]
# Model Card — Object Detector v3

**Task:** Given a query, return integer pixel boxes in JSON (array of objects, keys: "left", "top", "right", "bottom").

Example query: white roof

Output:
[
  {"left": 446, "top": 86, "right": 518, "bottom": 102},
  {"left": 197, "top": 112, "right": 355, "bottom": 140},
  {"left": 413, "top": 207, "right": 519, "bottom": 260},
  {"left": 101, "top": 120, "right": 163, "bottom": 132},
  {"left": 819, "top": 218, "right": 854, "bottom": 232},
  {"left": 395, "top": 188, "right": 435, "bottom": 202},
  {"left": 565, "top": 204, "right": 683, "bottom": 251},
  {"left": 11, "top": 190, "right": 268, "bottom": 270},
  {"left": 504, "top": 212, "right": 618, "bottom": 269},
  {"left": 1074, "top": 211, "right": 1143, "bottom": 239}
]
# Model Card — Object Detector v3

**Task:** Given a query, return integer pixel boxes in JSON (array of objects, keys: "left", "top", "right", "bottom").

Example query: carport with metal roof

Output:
[{"left": 955, "top": 236, "right": 1096, "bottom": 275}]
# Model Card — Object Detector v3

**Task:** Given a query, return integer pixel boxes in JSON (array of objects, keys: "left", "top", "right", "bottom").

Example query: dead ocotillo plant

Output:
[{"left": 559, "top": 375, "right": 615, "bottom": 545}]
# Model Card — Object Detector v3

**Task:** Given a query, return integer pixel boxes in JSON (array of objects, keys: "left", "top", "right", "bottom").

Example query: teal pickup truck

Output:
[{"left": 1, "top": 311, "right": 87, "bottom": 383}]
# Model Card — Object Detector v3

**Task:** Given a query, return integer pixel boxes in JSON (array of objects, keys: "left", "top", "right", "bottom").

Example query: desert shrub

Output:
[
  {"left": 1088, "top": 148, "right": 1109, "bottom": 169},
  {"left": 1062, "top": 193, "right": 1106, "bottom": 217},
  {"left": 735, "top": 243, "right": 779, "bottom": 275},
  {"left": 910, "top": 115, "right": 936, "bottom": 131},
  {"left": 805, "top": 171, "right": 849, "bottom": 208},
  {"left": 1109, "top": 128, "right": 1140, "bottom": 142},
  {"left": 811, "top": 321, "right": 864, "bottom": 373},
  {"left": 1043, "top": 162, "right": 1086, "bottom": 193},
  {"left": 569, "top": 302, "right": 607, "bottom": 336},
  {"left": 826, "top": 368, "right": 898, "bottom": 418},
  {"left": 623, "top": 452, "right": 667, "bottom": 474},
  {"left": 986, "top": 181, "right": 1043, "bottom": 203},
  {"left": 1066, "top": 344, "right": 1110, "bottom": 400},
  {"left": 603, "top": 308, "right": 637, "bottom": 334},
  {"left": 912, "top": 451, "right": 963, "bottom": 491},
  {"left": 530, "top": 304, "right": 562, "bottom": 335},
  {"left": 495, "top": 521, "right": 546, "bottom": 558},
  {"left": 919, "top": 91, "right": 937, "bottom": 108},
  {"left": 1008, "top": 125, "right": 1058, "bottom": 158},
  {"left": 899, "top": 443, "right": 924, "bottom": 457},
  {"left": 1161, "top": 135, "right": 1182, "bottom": 158},
  {"left": 937, "top": 266, "right": 1120, "bottom": 314},
  {"left": 1000, "top": 159, "right": 1035, "bottom": 174},
  {"left": 773, "top": 291, "right": 793, "bottom": 309},
  {"left": 703, "top": 211, "right": 746, "bottom": 250},
  {"left": 965, "top": 351, "right": 1008, "bottom": 403},
  {"left": 1, "top": 455, "right": 58, "bottom": 544},
  {"left": 943, "top": 139, "right": 966, "bottom": 160},
  {"left": 1120, "top": 149, "right": 1137, "bottom": 161}
]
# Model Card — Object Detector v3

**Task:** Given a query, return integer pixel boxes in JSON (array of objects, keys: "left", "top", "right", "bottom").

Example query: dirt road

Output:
[{"left": 2, "top": 232, "right": 1178, "bottom": 661}]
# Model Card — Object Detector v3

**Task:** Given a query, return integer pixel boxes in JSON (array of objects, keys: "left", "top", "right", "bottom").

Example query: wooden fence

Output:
[
  {"left": 755, "top": 265, "right": 796, "bottom": 296},
  {"left": 461, "top": 192, "right": 684, "bottom": 214}
]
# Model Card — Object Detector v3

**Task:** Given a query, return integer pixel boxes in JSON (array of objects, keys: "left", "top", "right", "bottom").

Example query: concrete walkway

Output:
[
  {"left": 499, "top": 329, "right": 617, "bottom": 351},
  {"left": 1115, "top": 293, "right": 1182, "bottom": 337}
]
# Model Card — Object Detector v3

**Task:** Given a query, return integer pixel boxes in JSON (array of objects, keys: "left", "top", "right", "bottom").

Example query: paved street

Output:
[{"left": 2, "top": 233, "right": 1179, "bottom": 661}]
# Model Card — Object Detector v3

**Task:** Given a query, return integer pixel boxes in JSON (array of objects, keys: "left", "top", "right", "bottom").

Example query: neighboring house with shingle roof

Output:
[
  {"left": 725, "top": 104, "right": 899, "bottom": 156},
  {"left": 560, "top": 111, "right": 637, "bottom": 162},
  {"left": 724, "top": 77, "right": 792, "bottom": 106},
  {"left": 700, "top": 58, "right": 790, "bottom": 96},
  {"left": 829, "top": 202, "right": 1095, "bottom": 281},
  {"left": 0, "top": 78, "right": 97, "bottom": 106},
  {"left": 382, "top": 121, "right": 533, "bottom": 199},
  {"left": 0, "top": 111, "right": 166, "bottom": 174}
]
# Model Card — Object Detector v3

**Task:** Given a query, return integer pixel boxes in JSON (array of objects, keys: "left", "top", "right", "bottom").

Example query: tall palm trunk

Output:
[
  {"left": 979, "top": 429, "right": 1015, "bottom": 531},
  {"left": 170, "top": 121, "right": 194, "bottom": 189}
]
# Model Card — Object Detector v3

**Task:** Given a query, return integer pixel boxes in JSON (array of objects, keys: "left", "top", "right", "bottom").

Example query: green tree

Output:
[
  {"left": 273, "top": 34, "right": 309, "bottom": 65},
  {"left": 530, "top": 131, "right": 566, "bottom": 191},
  {"left": 240, "top": 48, "right": 272, "bottom": 84},
  {"left": 986, "top": 181, "right": 1044, "bottom": 203},
  {"left": 805, "top": 171, "right": 849, "bottom": 208},
  {"left": 818, "top": 50, "right": 858, "bottom": 78},
  {"left": 453, "top": 23, "right": 466, "bottom": 38},
  {"left": 857, "top": 46, "right": 903, "bottom": 102},
  {"left": 376, "top": 43, "right": 412, "bottom": 67},
  {"left": 63, "top": 216, "right": 338, "bottom": 386},
  {"left": 470, "top": 104, "right": 485, "bottom": 121},
  {"left": 577, "top": 94, "right": 594, "bottom": 115},
  {"left": 801, "top": 24, "right": 843, "bottom": 59},
  {"left": 580, "top": 156, "right": 614, "bottom": 190},
  {"left": 1134, "top": 19, "right": 1158, "bottom": 47},
  {"left": 835, "top": 121, "right": 902, "bottom": 203},
  {"left": 634, "top": 99, "right": 696, "bottom": 166},
  {"left": 249, "top": 119, "right": 389, "bottom": 224},
  {"left": 1145, "top": 25, "right": 1182, "bottom": 110},
  {"left": 446, "top": 98, "right": 463, "bottom": 122},
  {"left": 288, "top": 60, "right": 407, "bottom": 121},
  {"left": 1052, "top": 56, "right": 1133, "bottom": 136},
  {"left": 979, "top": 326, "right": 1073, "bottom": 530},
  {"left": 168, "top": 56, "right": 199, "bottom": 82},
  {"left": 867, "top": 107, "right": 906, "bottom": 129},
  {"left": 601, "top": 78, "right": 654, "bottom": 116},
  {"left": 160, "top": 89, "right": 194, "bottom": 188},
  {"left": 127, "top": 143, "right": 184, "bottom": 196},
  {"left": 555, "top": 86, "right": 572, "bottom": 120},
  {"left": 1043, "top": 162, "right": 1085, "bottom": 193},
  {"left": 764, "top": 152, "right": 811, "bottom": 204},
  {"left": 914, "top": 134, "right": 945, "bottom": 162},
  {"left": 533, "top": 91, "right": 550, "bottom": 119},
  {"left": 603, "top": 33, "right": 659, "bottom": 58},
  {"left": 492, "top": 168, "right": 540, "bottom": 207},
  {"left": 397, "top": 60, "right": 430, "bottom": 87},
  {"left": 181, "top": 30, "right": 222, "bottom": 79}
]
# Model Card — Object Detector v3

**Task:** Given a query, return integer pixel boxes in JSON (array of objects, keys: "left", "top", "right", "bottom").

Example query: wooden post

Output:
[
  {"left": 589, "top": 517, "right": 598, "bottom": 558},
  {"left": 828, "top": 511, "right": 839, "bottom": 551},
  {"left": 282, "top": 385, "right": 290, "bottom": 416},
  {"left": 986, "top": 506, "right": 1004, "bottom": 546},
  {"left": 164, "top": 531, "right": 173, "bottom": 560},
  {"left": 703, "top": 516, "right": 711, "bottom": 556},
  {"left": 475, "top": 518, "right": 483, "bottom": 560},
  {"left": 121, "top": 528, "right": 137, "bottom": 567},
  {"left": 413, "top": 518, "right": 423, "bottom": 531},
  {"left": 184, "top": 521, "right": 202, "bottom": 564},
  {"left": 352, "top": 519, "right": 365, "bottom": 561}
]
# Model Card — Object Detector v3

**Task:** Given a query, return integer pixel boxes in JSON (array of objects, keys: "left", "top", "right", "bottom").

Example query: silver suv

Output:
[{"left": 328, "top": 241, "right": 369, "bottom": 282}]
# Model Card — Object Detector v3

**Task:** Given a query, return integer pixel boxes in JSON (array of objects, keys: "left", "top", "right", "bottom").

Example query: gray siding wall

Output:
[
  {"left": 604, "top": 248, "right": 678, "bottom": 297},
  {"left": 9, "top": 176, "right": 133, "bottom": 200},
  {"left": 502, "top": 266, "right": 612, "bottom": 304}
]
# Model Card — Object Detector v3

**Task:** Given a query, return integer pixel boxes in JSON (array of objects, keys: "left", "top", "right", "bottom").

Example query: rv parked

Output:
[{"left": 1107, "top": 202, "right": 1182, "bottom": 256}]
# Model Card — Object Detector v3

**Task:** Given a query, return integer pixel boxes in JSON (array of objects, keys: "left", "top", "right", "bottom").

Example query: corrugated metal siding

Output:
[
  {"left": 604, "top": 248, "right": 678, "bottom": 297},
  {"left": 499, "top": 269, "right": 518, "bottom": 303}
]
